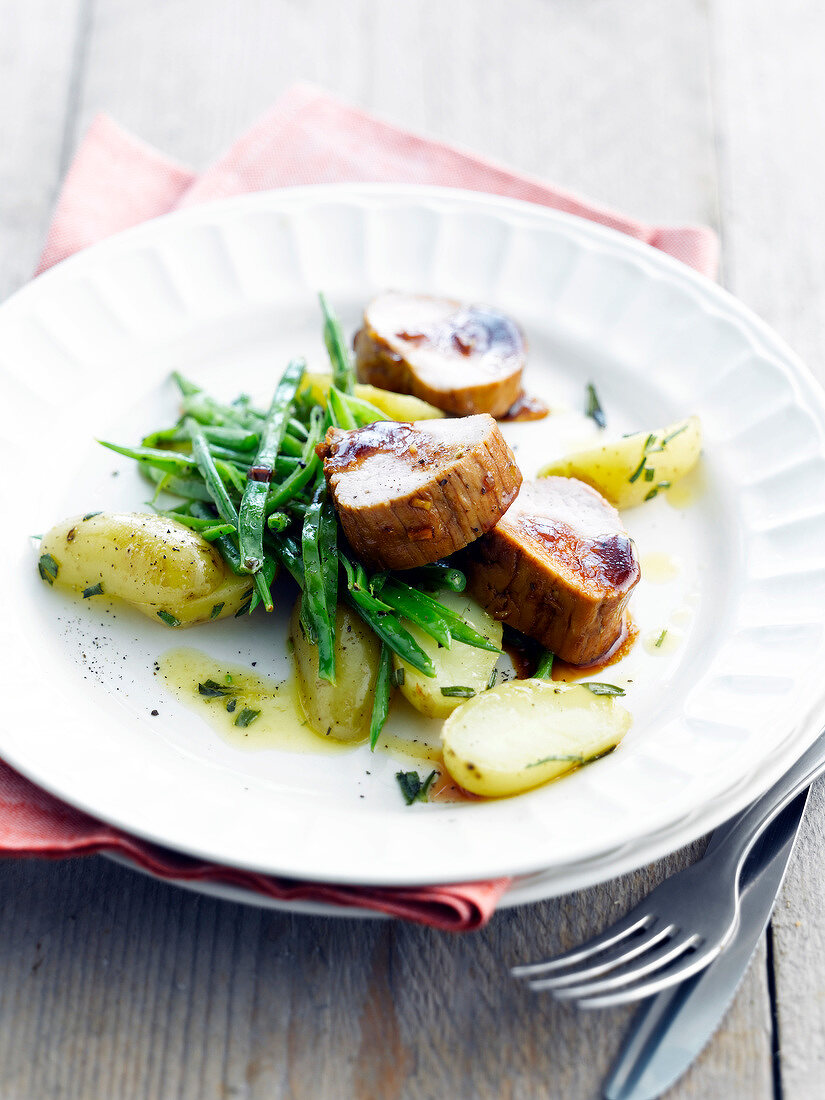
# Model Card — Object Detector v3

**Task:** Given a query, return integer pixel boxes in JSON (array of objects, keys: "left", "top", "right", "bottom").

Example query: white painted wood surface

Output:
[{"left": 0, "top": 0, "right": 819, "bottom": 1096}]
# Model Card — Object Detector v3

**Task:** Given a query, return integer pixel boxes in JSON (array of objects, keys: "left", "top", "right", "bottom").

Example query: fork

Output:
[{"left": 512, "top": 727, "right": 825, "bottom": 1009}]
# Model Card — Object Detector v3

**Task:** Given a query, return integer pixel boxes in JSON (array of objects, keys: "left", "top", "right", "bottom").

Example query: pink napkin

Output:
[{"left": 6, "top": 84, "right": 718, "bottom": 930}]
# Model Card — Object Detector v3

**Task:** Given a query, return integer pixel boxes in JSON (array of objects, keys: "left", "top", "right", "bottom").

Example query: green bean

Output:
[
  {"left": 328, "top": 386, "right": 357, "bottom": 430},
  {"left": 387, "top": 580, "right": 500, "bottom": 653},
  {"left": 249, "top": 557, "right": 278, "bottom": 612},
  {"left": 266, "top": 407, "right": 325, "bottom": 511},
  {"left": 534, "top": 650, "right": 555, "bottom": 679},
  {"left": 379, "top": 581, "right": 452, "bottom": 648},
  {"left": 341, "top": 556, "right": 435, "bottom": 676},
  {"left": 192, "top": 502, "right": 244, "bottom": 574},
  {"left": 369, "top": 643, "right": 392, "bottom": 750},
  {"left": 266, "top": 533, "right": 304, "bottom": 587},
  {"left": 412, "top": 561, "right": 467, "bottom": 593},
  {"left": 319, "top": 292, "right": 355, "bottom": 395},
  {"left": 266, "top": 511, "right": 289, "bottom": 533},
  {"left": 318, "top": 491, "right": 339, "bottom": 620},
  {"left": 340, "top": 390, "right": 391, "bottom": 427},
  {"left": 201, "top": 522, "right": 237, "bottom": 541},
  {"left": 141, "top": 465, "right": 215, "bottom": 503},
  {"left": 301, "top": 489, "right": 336, "bottom": 681},
  {"left": 238, "top": 358, "right": 305, "bottom": 572},
  {"left": 99, "top": 440, "right": 198, "bottom": 476},
  {"left": 171, "top": 371, "right": 202, "bottom": 397},
  {"left": 143, "top": 424, "right": 260, "bottom": 451}
]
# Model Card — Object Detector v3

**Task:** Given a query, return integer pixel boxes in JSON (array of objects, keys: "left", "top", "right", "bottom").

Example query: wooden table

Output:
[{"left": 1, "top": 2, "right": 822, "bottom": 1096}]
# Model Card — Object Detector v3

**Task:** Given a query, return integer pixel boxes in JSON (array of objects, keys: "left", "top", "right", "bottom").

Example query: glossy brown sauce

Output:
[
  {"left": 502, "top": 616, "right": 638, "bottom": 682},
  {"left": 519, "top": 517, "right": 638, "bottom": 590},
  {"left": 388, "top": 301, "right": 525, "bottom": 376},
  {"left": 320, "top": 421, "right": 445, "bottom": 474},
  {"left": 499, "top": 391, "right": 550, "bottom": 422}
]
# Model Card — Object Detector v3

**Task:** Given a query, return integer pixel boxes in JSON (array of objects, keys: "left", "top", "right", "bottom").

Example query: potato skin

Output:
[
  {"left": 441, "top": 681, "right": 631, "bottom": 797},
  {"left": 289, "top": 599, "right": 381, "bottom": 743},
  {"left": 393, "top": 590, "right": 502, "bottom": 718},
  {"left": 538, "top": 416, "right": 702, "bottom": 509},
  {"left": 39, "top": 512, "right": 252, "bottom": 624}
]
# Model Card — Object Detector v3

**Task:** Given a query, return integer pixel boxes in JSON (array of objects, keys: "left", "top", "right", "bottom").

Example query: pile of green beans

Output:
[{"left": 100, "top": 295, "right": 498, "bottom": 747}]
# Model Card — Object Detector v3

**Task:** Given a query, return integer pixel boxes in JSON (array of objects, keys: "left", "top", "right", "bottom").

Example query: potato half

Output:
[
  {"left": 289, "top": 598, "right": 381, "bottom": 743},
  {"left": 538, "top": 416, "right": 702, "bottom": 509},
  {"left": 441, "top": 680, "right": 631, "bottom": 797},
  {"left": 300, "top": 371, "right": 445, "bottom": 422},
  {"left": 39, "top": 512, "right": 253, "bottom": 625},
  {"left": 392, "top": 590, "right": 502, "bottom": 719}
]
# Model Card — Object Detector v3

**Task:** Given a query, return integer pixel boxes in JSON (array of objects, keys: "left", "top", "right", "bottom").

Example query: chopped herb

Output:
[
  {"left": 585, "top": 383, "right": 606, "bottom": 429},
  {"left": 662, "top": 423, "right": 689, "bottom": 446},
  {"left": 82, "top": 582, "right": 104, "bottom": 598},
  {"left": 487, "top": 668, "right": 498, "bottom": 690},
  {"left": 38, "top": 553, "right": 59, "bottom": 585},
  {"left": 644, "top": 467, "right": 655, "bottom": 482},
  {"left": 643, "top": 433, "right": 656, "bottom": 452},
  {"left": 210, "top": 602, "right": 225, "bottom": 619},
  {"left": 198, "top": 679, "right": 232, "bottom": 698},
  {"left": 225, "top": 698, "right": 237, "bottom": 713},
  {"left": 225, "top": 674, "right": 233, "bottom": 684},
  {"left": 82, "top": 511, "right": 102, "bottom": 521},
  {"left": 644, "top": 480, "right": 672, "bottom": 502},
  {"left": 157, "top": 610, "right": 180, "bottom": 628},
  {"left": 628, "top": 456, "right": 647, "bottom": 484},
  {"left": 392, "top": 666, "right": 406, "bottom": 687},
  {"left": 654, "top": 629, "right": 668, "bottom": 648},
  {"left": 234, "top": 597, "right": 253, "bottom": 618},
  {"left": 396, "top": 769, "right": 438, "bottom": 805},
  {"left": 527, "top": 754, "right": 585, "bottom": 768},
  {"left": 440, "top": 685, "right": 476, "bottom": 698},
  {"left": 582, "top": 682, "right": 626, "bottom": 697},
  {"left": 234, "top": 707, "right": 260, "bottom": 728}
]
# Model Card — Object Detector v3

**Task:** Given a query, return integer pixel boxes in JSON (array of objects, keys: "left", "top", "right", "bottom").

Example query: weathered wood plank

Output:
[
  {"left": 710, "top": 2, "right": 825, "bottom": 1096},
  {"left": 0, "top": 0, "right": 86, "bottom": 299}
]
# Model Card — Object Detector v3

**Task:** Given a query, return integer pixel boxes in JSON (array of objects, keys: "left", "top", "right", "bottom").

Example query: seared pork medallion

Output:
[
  {"left": 318, "top": 415, "right": 522, "bottom": 571},
  {"left": 466, "top": 477, "right": 640, "bottom": 665},
  {"left": 353, "top": 292, "right": 526, "bottom": 417}
]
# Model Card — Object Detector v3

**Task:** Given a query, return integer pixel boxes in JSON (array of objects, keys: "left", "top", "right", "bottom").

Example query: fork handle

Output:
[{"left": 704, "top": 728, "right": 825, "bottom": 882}]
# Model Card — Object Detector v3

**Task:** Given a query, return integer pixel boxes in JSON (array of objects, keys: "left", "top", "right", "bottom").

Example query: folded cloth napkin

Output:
[{"left": 5, "top": 84, "right": 718, "bottom": 931}]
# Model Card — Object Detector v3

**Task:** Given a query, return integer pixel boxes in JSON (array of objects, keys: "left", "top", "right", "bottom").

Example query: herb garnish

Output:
[
  {"left": 234, "top": 707, "right": 261, "bottom": 728},
  {"left": 210, "top": 602, "right": 224, "bottom": 619},
  {"left": 82, "top": 511, "right": 102, "bottom": 521},
  {"left": 644, "top": 481, "right": 671, "bottom": 502},
  {"left": 534, "top": 650, "right": 555, "bottom": 679},
  {"left": 157, "top": 610, "right": 180, "bottom": 627},
  {"left": 582, "top": 682, "right": 626, "bottom": 697},
  {"left": 396, "top": 769, "right": 437, "bottom": 805},
  {"left": 628, "top": 456, "right": 647, "bottom": 484},
  {"left": 527, "top": 754, "right": 585, "bottom": 769},
  {"left": 585, "top": 383, "right": 606, "bottom": 429},
  {"left": 38, "top": 553, "right": 59, "bottom": 585},
  {"left": 392, "top": 666, "right": 406, "bottom": 687},
  {"left": 198, "top": 679, "right": 233, "bottom": 698},
  {"left": 487, "top": 668, "right": 498, "bottom": 690},
  {"left": 654, "top": 629, "right": 667, "bottom": 648},
  {"left": 82, "top": 582, "right": 104, "bottom": 598},
  {"left": 662, "top": 423, "right": 688, "bottom": 446},
  {"left": 440, "top": 686, "right": 476, "bottom": 698},
  {"left": 225, "top": 698, "right": 237, "bottom": 713}
]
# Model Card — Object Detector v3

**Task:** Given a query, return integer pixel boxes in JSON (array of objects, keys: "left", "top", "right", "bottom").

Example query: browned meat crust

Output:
[
  {"left": 466, "top": 477, "right": 640, "bottom": 664},
  {"left": 353, "top": 292, "right": 525, "bottom": 417},
  {"left": 319, "top": 415, "right": 522, "bottom": 571}
]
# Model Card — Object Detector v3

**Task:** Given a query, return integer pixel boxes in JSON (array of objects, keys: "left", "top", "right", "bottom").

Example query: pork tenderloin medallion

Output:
[
  {"left": 466, "top": 477, "right": 640, "bottom": 665},
  {"left": 353, "top": 292, "right": 526, "bottom": 418},
  {"left": 319, "top": 415, "right": 522, "bottom": 571}
]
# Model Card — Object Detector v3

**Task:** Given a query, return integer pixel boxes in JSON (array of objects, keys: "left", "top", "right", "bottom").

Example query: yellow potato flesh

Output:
[
  {"left": 441, "top": 681, "right": 631, "bottom": 797},
  {"left": 538, "top": 415, "right": 702, "bottom": 509},
  {"left": 39, "top": 512, "right": 253, "bottom": 625},
  {"left": 392, "top": 590, "right": 502, "bottom": 719},
  {"left": 300, "top": 371, "right": 445, "bottom": 421},
  {"left": 289, "top": 599, "right": 381, "bottom": 743}
]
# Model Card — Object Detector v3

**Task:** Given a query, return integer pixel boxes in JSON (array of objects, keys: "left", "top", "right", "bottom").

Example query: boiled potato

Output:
[
  {"left": 289, "top": 598, "right": 381, "bottom": 742},
  {"left": 300, "top": 371, "right": 445, "bottom": 421},
  {"left": 393, "top": 590, "right": 502, "bottom": 719},
  {"left": 441, "top": 681, "right": 631, "bottom": 797},
  {"left": 39, "top": 512, "right": 253, "bottom": 625},
  {"left": 538, "top": 415, "right": 702, "bottom": 509}
]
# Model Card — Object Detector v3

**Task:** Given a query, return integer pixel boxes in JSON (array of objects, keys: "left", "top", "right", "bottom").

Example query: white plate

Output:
[{"left": 3, "top": 184, "right": 825, "bottom": 896}]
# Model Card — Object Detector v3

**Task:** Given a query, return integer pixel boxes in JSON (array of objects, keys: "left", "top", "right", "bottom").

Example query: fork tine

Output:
[
  {"left": 511, "top": 911, "right": 653, "bottom": 978},
  {"left": 575, "top": 940, "right": 723, "bottom": 1009},
  {"left": 549, "top": 931, "right": 701, "bottom": 1002},
  {"left": 525, "top": 922, "right": 674, "bottom": 991}
]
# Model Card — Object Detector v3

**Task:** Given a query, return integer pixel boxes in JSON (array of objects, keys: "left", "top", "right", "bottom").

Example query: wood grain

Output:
[
  {"left": 710, "top": 2, "right": 825, "bottom": 1096},
  {"left": 0, "top": 0, "right": 816, "bottom": 1096}
]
